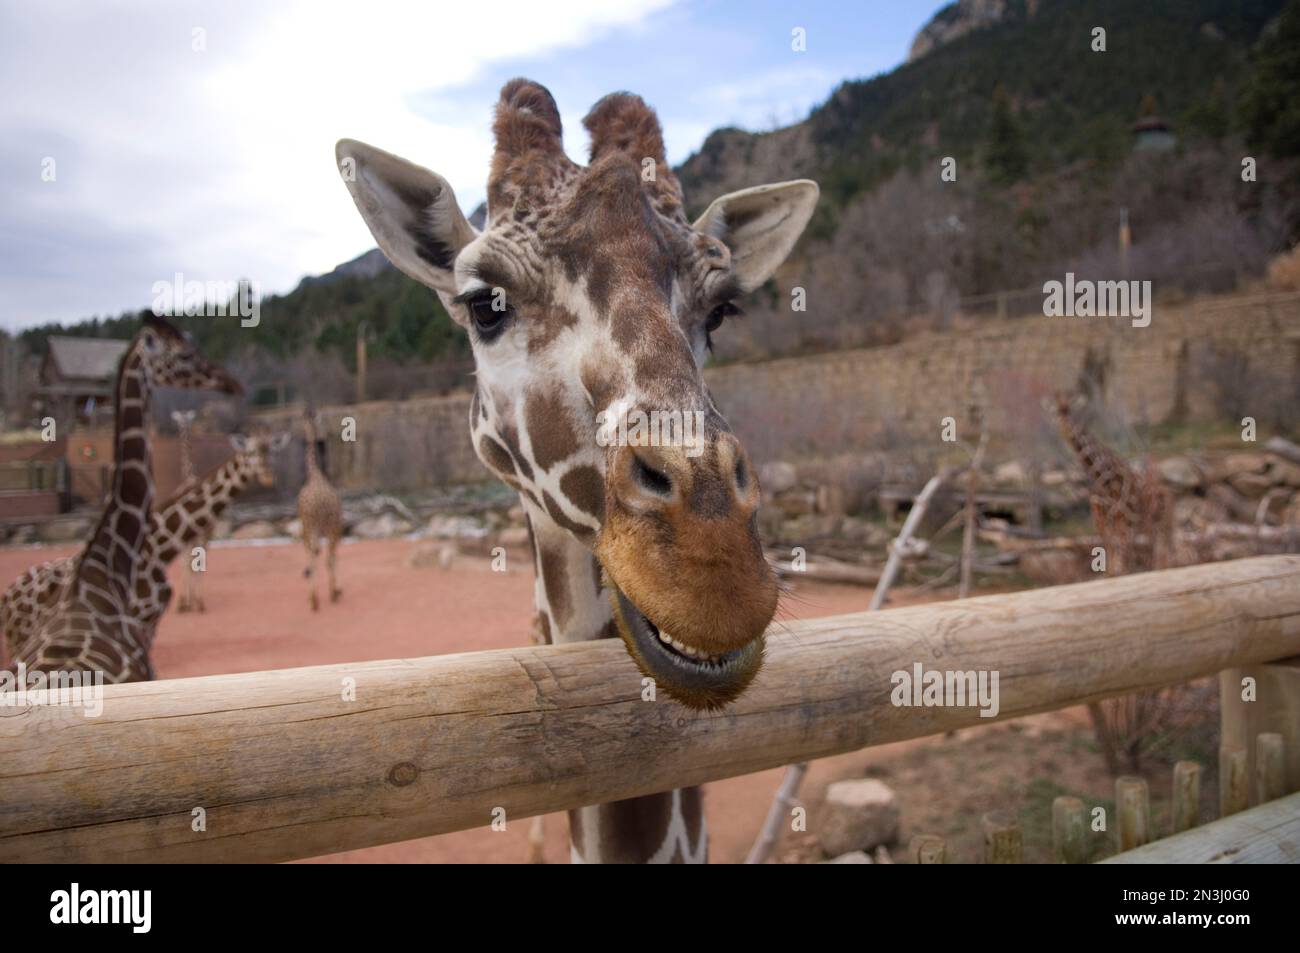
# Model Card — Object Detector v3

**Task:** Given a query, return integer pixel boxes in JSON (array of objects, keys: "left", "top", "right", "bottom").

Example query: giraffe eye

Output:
[
  {"left": 464, "top": 292, "right": 514, "bottom": 343},
  {"left": 706, "top": 301, "right": 741, "bottom": 334}
]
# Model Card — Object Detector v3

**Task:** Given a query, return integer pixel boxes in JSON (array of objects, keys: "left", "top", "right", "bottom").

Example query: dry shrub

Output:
[{"left": 1266, "top": 245, "right": 1300, "bottom": 291}]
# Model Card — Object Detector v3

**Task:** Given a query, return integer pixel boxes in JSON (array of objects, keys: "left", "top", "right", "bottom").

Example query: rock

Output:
[
  {"left": 819, "top": 779, "right": 899, "bottom": 856},
  {"left": 230, "top": 520, "right": 277, "bottom": 540},
  {"left": 774, "top": 491, "right": 815, "bottom": 517},
  {"left": 1040, "top": 469, "right": 1070, "bottom": 487},
  {"left": 352, "top": 513, "right": 414, "bottom": 539},
  {"left": 815, "top": 483, "right": 845, "bottom": 516},
  {"left": 993, "top": 460, "right": 1028, "bottom": 488},
  {"left": 283, "top": 518, "right": 302, "bottom": 540},
  {"left": 496, "top": 526, "right": 531, "bottom": 550},
  {"left": 408, "top": 543, "right": 457, "bottom": 569},
  {"left": 1217, "top": 453, "right": 1269, "bottom": 478},
  {"left": 427, "top": 514, "right": 488, "bottom": 540},
  {"left": 1158, "top": 456, "right": 1202, "bottom": 491},
  {"left": 210, "top": 518, "right": 233, "bottom": 540},
  {"left": 1267, "top": 460, "right": 1300, "bottom": 488},
  {"left": 1228, "top": 471, "right": 1273, "bottom": 500},
  {"left": 760, "top": 461, "right": 798, "bottom": 495},
  {"left": 7, "top": 524, "right": 34, "bottom": 545},
  {"left": 36, "top": 517, "right": 93, "bottom": 543},
  {"left": 822, "top": 851, "right": 872, "bottom": 864}
]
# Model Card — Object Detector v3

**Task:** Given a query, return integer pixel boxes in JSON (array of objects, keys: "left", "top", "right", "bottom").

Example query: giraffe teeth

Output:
[{"left": 658, "top": 631, "right": 671, "bottom": 644}]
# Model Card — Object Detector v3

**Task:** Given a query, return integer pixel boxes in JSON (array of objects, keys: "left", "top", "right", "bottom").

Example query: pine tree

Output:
[
  {"left": 1239, "top": 0, "right": 1300, "bottom": 158},
  {"left": 985, "top": 84, "right": 1030, "bottom": 185}
]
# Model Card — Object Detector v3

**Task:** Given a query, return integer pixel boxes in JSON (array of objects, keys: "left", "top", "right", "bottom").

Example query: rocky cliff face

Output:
[{"left": 908, "top": 0, "right": 1012, "bottom": 62}]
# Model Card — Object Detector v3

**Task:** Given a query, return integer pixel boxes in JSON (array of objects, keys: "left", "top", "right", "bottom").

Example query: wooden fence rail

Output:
[{"left": 1, "top": 556, "right": 1299, "bottom": 863}]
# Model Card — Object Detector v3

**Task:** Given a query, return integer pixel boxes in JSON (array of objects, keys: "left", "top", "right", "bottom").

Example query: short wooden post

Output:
[
  {"left": 1219, "top": 747, "right": 1249, "bottom": 817},
  {"left": 1051, "top": 796, "right": 1087, "bottom": 863},
  {"left": 910, "top": 834, "right": 946, "bottom": 864},
  {"left": 1219, "top": 659, "right": 1300, "bottom": 798},
  {"left": 1115, "top": 776, "right": 1150, "bottom": 852},
  {"left": 1256, "top": 733, "right": 1286, "bottom": 804},
  {"left": 982, "top": 810, "right": 1022, "bottom": 864},
  {"left": 1172, "top": 761, "right": 1201, "bottom": 833}
]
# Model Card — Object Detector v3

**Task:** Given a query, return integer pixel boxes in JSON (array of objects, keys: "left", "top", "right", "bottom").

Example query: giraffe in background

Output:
[
  {"left": 1049, "top": 392, "right": 1179, "bottom": 773},
  {"left": 169, "top": 409, "right": 205, "bottom": 612},
  {"left": 1050, "top": 393, "right": 1174, "bottom": 575},
  {"left": 337, "top": 80, "right": 816, "bottom": 861},
  {"left": 297, "top": 410, "right": 343, "bottom": 611},
  {"left": 4, "top": 316, "right": 241, "bottom": 685},
  {"left": 1, "top": 431, "right": 287, "bottom": 661}
]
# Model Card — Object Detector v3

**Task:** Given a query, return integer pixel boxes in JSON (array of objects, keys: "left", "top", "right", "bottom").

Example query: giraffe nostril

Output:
[
  {"left": 631, "top": 453, "right": 673, "bottom": 497},
  {"left": 734, "top": 456, "right": 749, "bottom": 492}
]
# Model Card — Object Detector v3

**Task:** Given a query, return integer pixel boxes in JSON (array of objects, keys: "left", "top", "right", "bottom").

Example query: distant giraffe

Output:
[
  {"left": 1049, "top": 392, "right": 1179, "bottom": 774},
  {"left": 1050, "top": 393, "right": 1174, "bottom": 575},
  {"left": 169, "top": 409, "right": 205, "bottom": 613},
  {"left": 1, "top": 430, "right": 287, "bottom": 662},
  {"left": 297, "top": 411, "right": 343, "bottom": 611},
  {"left": 3, "top": 316, "right": 241, "bottom": 685}
]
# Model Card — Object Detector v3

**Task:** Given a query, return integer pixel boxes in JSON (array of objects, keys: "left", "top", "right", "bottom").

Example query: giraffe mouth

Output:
[{"left": 612, "top": 587, "right": 764, "bottom": 710}]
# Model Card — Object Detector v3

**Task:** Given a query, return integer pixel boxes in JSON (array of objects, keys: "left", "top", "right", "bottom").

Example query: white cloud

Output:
[{"left": 0, "top": 0, "right": 675, "bottom": 327}]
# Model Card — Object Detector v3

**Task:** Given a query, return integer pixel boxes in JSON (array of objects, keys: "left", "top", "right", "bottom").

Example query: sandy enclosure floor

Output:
[{"left": 0, "top": 537, "right": 1073, "bottom": 863}]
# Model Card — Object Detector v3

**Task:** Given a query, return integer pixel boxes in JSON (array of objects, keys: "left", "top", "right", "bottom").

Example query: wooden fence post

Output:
[
  {"left": 1172, "top": 761, "right": 1201, "bottom": 834},
  {"left": 1115, "top": 776, "right": 1150, "bottom": 852},
  {"left": 1257, "top": 732, "right": 1286, "bottom": 803},
  {"left": 1219, "top": 658, "right": 1300, "bottom": 800},
  {"left": 1219, "top": 747, "right": 1249, "bottom": 817},
  {"left": 982, "top": 811, "right": 1022, "bottom": 864},
  {"left": 910, "top": 834, "right": 947, "bottom": 864},
  {"left": 1051, "top": 796, "right": 1087, "bottom": 863}
]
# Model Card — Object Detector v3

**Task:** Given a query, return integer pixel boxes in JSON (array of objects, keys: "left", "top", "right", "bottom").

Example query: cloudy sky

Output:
[{"left": 0, "top": 0, "right": 943, "bottom": 330}]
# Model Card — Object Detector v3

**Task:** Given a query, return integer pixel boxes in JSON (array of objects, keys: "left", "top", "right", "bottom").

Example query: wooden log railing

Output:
[{"left": 1, "top": 556, "right": 1298, "bottom": 864}]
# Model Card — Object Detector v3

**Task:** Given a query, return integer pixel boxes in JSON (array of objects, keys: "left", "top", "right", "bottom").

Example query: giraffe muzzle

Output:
[{"left": 611, "top": 587, "right": 764, "bottom": 710}]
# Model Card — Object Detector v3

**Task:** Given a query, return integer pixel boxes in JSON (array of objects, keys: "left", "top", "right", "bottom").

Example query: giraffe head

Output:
[
  {"left": 230, "top": 432, "right": 291, "bottom": 487},
  {"left": 337, "top": 80, "right": 817, "bottom": 709},
  {"left": 139, "top": 316, "right": 243, "bottom": 396}
]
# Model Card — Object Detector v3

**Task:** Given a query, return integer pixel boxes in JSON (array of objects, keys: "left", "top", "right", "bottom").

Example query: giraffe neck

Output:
[
  {"left": 525, "top": 500, "right": 707, "bottom": 864},
  {"left": 177, "top": 421, "right": 196, "bottom": 482},
  {"left": 303, "top": 419, "right": 322, "bottom": 477},
  {"left": 76, "top": 343, "right": 154, "bottom": 601},
  {"left": 1055, "top": 404, "right": 1136, "bottom": 501},
  {"left": 147, "top": 452, "right": 258, "bottom": 564}
]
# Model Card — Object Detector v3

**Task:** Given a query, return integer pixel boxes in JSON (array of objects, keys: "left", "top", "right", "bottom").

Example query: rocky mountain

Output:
[{"left": 908, "top": 0, "right": 1014, "bottom": 63}]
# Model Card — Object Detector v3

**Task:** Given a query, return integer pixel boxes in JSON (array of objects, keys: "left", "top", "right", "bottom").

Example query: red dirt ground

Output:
[{"left": 0, "top": 538, "right": 1060, "bottom": 864}]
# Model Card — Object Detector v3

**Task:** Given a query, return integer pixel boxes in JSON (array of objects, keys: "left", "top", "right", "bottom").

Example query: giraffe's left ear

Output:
[
  {"left": 270, "top": 432, "right": 292, "bottom": 452},
  {"left": 229, "top": 434, "right": 252, "bottom": 454},
  {"left": 693, "top": 180, "right": 819, "bottom": 294},
  {"left": 335, "top": 139, "right": 477, "bottom": 295}
]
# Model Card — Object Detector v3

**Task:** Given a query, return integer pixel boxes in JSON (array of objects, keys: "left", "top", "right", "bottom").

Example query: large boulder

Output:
[
  {"left": 36, "top": 517, "right": 93, "bottom": 543},
  {"left": 819, "top": 779, "right": 900, "bottom": 856},
  {"left": 230, "top": 520, "right": 278, "bottom": 540},
  {"left": 1158, "top": 456, "right": 1202, "bottom": 491},
  {"left": 760, "top": 461, "right": 799, "bottom": 496},
  {"left": 352, "top": 513, "right": 414, "bottom": 539}
]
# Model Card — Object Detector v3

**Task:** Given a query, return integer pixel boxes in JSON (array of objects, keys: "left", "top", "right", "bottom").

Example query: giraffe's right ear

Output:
[{"left": 335, "top": 139, "right": 477, "bottom": 295}]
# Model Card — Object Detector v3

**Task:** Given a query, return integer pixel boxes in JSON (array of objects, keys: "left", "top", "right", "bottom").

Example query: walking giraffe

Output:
[
  {"left": 1, "top": 430, "right": 288, "bottom": 662},
  {"left": 337, "top": 80, "right": 817, "bottom": 862},
  {"left": 169, "top": 409, "right": 206, "bottom": 613},
  {"left": 297, "top": 410, "right": 343, "bottom": 611},
  {"left": 4, "top": 316, "right": 241, "bottom": 685}
]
